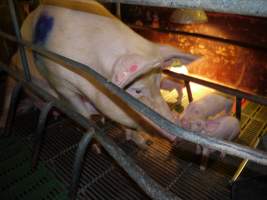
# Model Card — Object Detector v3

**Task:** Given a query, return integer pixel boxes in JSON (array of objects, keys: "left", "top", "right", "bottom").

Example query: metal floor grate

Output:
[
  {"left": 1, "top": 97, "right": 267, "bottom": 200},
  {"left": 0, "top": 133, "right": 68, "bottom": 200}
]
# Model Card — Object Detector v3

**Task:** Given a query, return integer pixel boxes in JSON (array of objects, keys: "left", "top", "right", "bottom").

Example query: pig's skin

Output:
[
  {"left": 5, "top": 1, "right": 197, "bottom": 145},
  {"left": 190, "top": 116, "right": 240, "bottom": 170},
  {"left": 180, "top": 93, "right": 234, "bottom": 130}
]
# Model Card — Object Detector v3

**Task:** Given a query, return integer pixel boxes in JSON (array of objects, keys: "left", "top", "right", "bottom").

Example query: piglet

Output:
[
  {"left": 190, "top": 116, "right": 240, "bottom": 170},
  {"left": 180, "top": 93, "right": 234, "bottom": 130}
]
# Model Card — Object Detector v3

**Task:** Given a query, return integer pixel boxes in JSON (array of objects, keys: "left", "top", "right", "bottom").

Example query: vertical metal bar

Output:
[
  {"left": 184, "top": 80, "right": 193, "bottom": 102},
  {"left": 32, "top": 102, "right": 54, "bottom": 169},
  {"left": 3, "top": 82, "right": 23, "bottom": 137},
  {"left": 7, "top": 0, "right": 31, "bottom": 81},
  {"left": 116, "top": 2, "right": 121, "bottom": 18},
  {"left": 235, "top": 96, "right": 242, "bottom": 120},
  {"left": 231, "top": 137, "right": 260, "bottom": 182},
  {"left": 69, "top": 129, "right": 94, "bottom": 200},
  {"left": 1, "top": 38, "right": 11, "bottom": 61}
]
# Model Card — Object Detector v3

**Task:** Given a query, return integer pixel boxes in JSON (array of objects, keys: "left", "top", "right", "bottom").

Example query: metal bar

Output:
[
  {"left": 130, "top": 25, "right": 267, "bottom": 52},
  {"left": 116, "top": 2, "right": 121, "bottom": 18},
  {"left": 69, "top": 129, "right": 94, "bottom": 200},
  {"left": 235, "top": 97, "right": 242, "bottom": 120},
  {"left": 1, "top": 38, "right": 11, "bottom": 60},
  {"left": 32, "top": 102, "right": 54, "bottom": 169},
  {"left": 184, "top": 80, "right": 193, "bottom": 102},
  {"left": 1, "top": 32, "right": 267, "bottom": 165},
  {"left": 0, "top": 63, "right": 180, "bottom": 200},
  {"left": 7, "top": 0, "right": 31, "bottom": 81},
  {"left": 3, "top": 82, "right": 23, "bottom": 137},
  {"left": 100, "top": 0, "right": 267, "bottom": 17},
  {"left": 231, "top": 137, "right": 260, "bottom": 182},
  {"left": 163, "top": 70, "right": 267, "bottom": 106},
  {"left": 96, "top": 129, "right": 181, "bottom": 200}
]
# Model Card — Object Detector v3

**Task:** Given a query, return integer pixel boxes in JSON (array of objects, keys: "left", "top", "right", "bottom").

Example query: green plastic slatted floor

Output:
[{"left": 0, "top": 135, "right": 68, "bottom": 200}]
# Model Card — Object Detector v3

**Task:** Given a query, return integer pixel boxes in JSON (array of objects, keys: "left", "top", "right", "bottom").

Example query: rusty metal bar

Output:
[
  {"left": 100, "top": 0, "right": 267, "bottom": 17},
  {"left": 163, "top": 70, "right": 267, "bottom": 106},
  {"left": 7, "top": 0, "right": 31, "bottom": 81}
]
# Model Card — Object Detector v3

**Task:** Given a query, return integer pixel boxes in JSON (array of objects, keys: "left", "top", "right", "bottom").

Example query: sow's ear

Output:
[
  {"left": 159, "top": 45, "right": 199, "bottom": 67},
  {"left": 111, "top": 54, "right": 161, "bottom": 88}
]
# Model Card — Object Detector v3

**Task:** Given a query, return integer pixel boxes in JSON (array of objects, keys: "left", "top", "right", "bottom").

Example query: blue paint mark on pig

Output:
[{"left": 33, "top": 13, "right": 54, "bottom": 45}]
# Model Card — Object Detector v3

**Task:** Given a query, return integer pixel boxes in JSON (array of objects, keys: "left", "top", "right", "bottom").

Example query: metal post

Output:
[
  {"left": 32, "top": 102, "right": 54, "bottom": 169},
  {"left": 231, "top": 137, "right": 260, "bottom": 182},
  {"left": 7, "top": 0, "right": 31, "bottom": 81},
  {"left": 235, "top": 96, "right": 242, "bottom": 120},
  {"left": 1, "top": 38, "right": 11, "bottom": 61},
  {"left": 184, "top": 80, "right": 193, "bottom": 102},
  {"left": 116, "top": 2, "right": 121, "bottom": 18},
  {"left": 69, "top": 129, "right": 95, "bottom": 200},
  {"left": 3, "top": 83, "right": 23, "bottom": 137}
]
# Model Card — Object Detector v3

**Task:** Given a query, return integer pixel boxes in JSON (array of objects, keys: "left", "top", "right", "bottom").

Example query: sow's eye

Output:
[{"left": 126, "top": 87, "right": 144, "bottom": 98}]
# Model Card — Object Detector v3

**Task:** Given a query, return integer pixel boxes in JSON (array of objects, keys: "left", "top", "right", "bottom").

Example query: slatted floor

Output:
[{"left": 0, "top": 86, "right": 266, "bottom": 200}]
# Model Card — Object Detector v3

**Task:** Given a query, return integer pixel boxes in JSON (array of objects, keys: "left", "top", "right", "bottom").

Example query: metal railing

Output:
[
  {"left": 1, "top": 0, "right": 267, "bottom": 199},
  {"left": 163, "top": 70, "right": 267, "bottom": 118},
  {"left": 100, "top": 0, "right": 267, "bottom": 17}
]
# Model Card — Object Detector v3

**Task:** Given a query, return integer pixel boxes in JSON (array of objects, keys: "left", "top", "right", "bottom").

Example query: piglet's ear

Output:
[
  {"left": 112, "top": 54, "right": 160, "bottom": 88},
  {"left": 159, "top": 45, "right": 199, "bottom": 67}
]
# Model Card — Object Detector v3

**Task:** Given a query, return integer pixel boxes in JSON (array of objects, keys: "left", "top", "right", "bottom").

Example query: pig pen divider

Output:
[
  {"left": 1, "top": 29, "right": 267, "bottom": 167},
  {"left": 2, "top": 30, "right": 267, "bottom": 166}
]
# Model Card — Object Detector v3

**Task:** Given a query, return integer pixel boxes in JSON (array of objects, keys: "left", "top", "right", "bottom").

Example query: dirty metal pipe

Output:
[
  {"left": 100, "top": 0, "right": 267, "bottom": 17},
  {"left": 7, "top": 0, "right": 31, "bottom": 81},
  {"left": 32, "top": 102, "right": 54, "bottom": 169},
  {"left": 69, "top": 129, "right": 95, "bottom": 200}
]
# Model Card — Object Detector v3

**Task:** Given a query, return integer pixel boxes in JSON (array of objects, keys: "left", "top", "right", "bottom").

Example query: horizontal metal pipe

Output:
[
  {"left": 1, "top": 32, "right": 267, "bottom": 167},
  {"left": 164, "top": 70, "right": 267, "bottom": 106},
  {"left": 0, "top": 62, "right": 180, "bottom": 200},
  {"left": 100, "top": 0, "right": 267, "bottom": 17}
]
